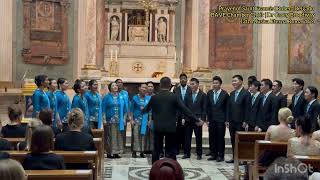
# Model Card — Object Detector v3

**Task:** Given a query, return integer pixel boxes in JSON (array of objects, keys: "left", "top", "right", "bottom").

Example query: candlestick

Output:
[
  {"left": 115, "top": 49, "right": 118, "bottom": 62},
  {"left": 110, "top": 49, "right": 113, "bottom": 62}
]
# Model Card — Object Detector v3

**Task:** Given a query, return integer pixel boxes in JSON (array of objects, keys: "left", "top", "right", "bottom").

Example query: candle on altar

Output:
[
  {"left": 110, "top": 49, "right": 113, "bottom": 62},
  {"left": 115, "top": 49, "right": 118, "bottom": 62}
]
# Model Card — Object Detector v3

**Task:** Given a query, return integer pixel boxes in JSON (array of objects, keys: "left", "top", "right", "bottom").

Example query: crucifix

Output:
[{"left": 139, "top": 0, "right": 154, "bottom": 28}]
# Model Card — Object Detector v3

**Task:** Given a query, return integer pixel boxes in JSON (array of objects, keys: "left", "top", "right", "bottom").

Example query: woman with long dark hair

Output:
[
  {"left": 71, "top": 80, "right": 89, "bottom": 128},
  {"left": 56, "top": 78, "right": 71, "bottom": 132},
  {"left": 32, "top": 75, "right": 50, "bottom": 118},
  {"left": 84, "top": 80, "right": 102, "bottom": 129}
]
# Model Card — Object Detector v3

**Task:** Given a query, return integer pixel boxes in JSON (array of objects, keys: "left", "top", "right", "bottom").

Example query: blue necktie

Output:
[
  {"left": 251, "top": 95, "right": 256, "bottom": 106},
  {"left": 235, "top": 91, "right": 239, "bottom": 102},
  {"left": 214, "top": 92, "right": 218, "bottom": 104},
  {"left": 192, "top": 93, "right": 196, "bottom": 103},
  {"left": 263, "top": 95, "right": 267, "bottom": 106},
  {"left": 307, "top": 103, "right": 311, "bottom": 112},
  {"left": 294, "top": 95, "right": 299, "bottom": 107},
  {"left": 181, "top": 88, "right": 185, "bottom": 101}
]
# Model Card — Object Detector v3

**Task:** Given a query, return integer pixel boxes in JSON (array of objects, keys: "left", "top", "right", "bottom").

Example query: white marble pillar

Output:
[
  {"left": 258, "top": 0, "right": 276, "bottom": 80},
  {"left": 74, "top": 0, "right": 87, "bottom": 78},
  {"left": 197, "top": 0, "right": 210, "bottom": 70},
  {"left": 182, "top": 0, "right": 192, "bottom": 72},
  {"left": 85, "top": 0, "right": 97, "bottom": 66},
  {"left": 96, "top": 0, "right": 105, "bottom": 67},
  {"left": 191, "top": 0, "right": 199, "bottom": 71},
  {"left": 0, "top": 0, "right": 13, "bottom": 82}
]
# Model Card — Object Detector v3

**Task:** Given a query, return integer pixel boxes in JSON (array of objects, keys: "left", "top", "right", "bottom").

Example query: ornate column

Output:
[
  {"left": 0, "top": 0, "right": 13, "bottom": 82},
  {"left": 196, "top": 0, "right": 210, "bottom": 71},
  {"left": 257, "top": 0, "right": 276, "bottom": 80},
  {"left": 96, "top": 0, "right": 105, "bottom": 68},
  {"left": 169, "top": 8, "right": 175, "bottom": 42},
  {"left": 81, "top": 0, "right": 101, "bottom": 79},
  {"left": 124, "top": 11, "right": 128, "bottom": 41},
  {"left": 182, "top": 0, "right": 192, "bottom": 72}
]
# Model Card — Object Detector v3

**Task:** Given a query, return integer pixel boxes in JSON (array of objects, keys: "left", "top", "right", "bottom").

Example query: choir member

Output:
[
  {"left": 56, "top": 78, "right": 71, "bottom": 132},
  {"left": 182, "top": 78, "right": 206, "bottom": 160},
  {"left": 71, "top": 79, "right": 89, "bottom": 128},
  {"left": 226, "top": 75, "right": 250, "bottom": 163},
  {"left": 130, "top": 83, "right": 151, "bottom": 158},
  {"left": 102, "top": 82, "right": 127, "bottom": 158},
  {"left": 206, "top": 76, "right": 229, "bottom": 162},
  {"left": 84, "top": 80, "right": 103, "bottom": 129},
  {"left": 32, "top": 74, "right": 50, "bottom": 118},
  {"left": 289, "top": 78, "right": 307, "bottom": 128}
]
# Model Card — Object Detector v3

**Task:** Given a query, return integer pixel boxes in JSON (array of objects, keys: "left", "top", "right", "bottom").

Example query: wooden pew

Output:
[
  {"left": 294, "top": 155, "right": 320, "bottom": 172},
  {"left": 26, "top": 170, "right": 93, "bottom": 180},
  {"left": 253, "top": 140, "right": 287, "bottom": 180},
  {"left": 91, "top": 128, "right": 105, "bottom": 177},
  {"left": 5, "top": 137, "right": 103, "bottom": 179},
  {"left": 234, "top": 132, "right": 266, "bottom": 180},
  {"left": 6, "top": 151, "right": 98, "bottom": 180}
]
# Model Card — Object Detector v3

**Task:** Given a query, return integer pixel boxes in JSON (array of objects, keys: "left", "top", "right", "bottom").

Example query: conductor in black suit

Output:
[
  {"left": 173, "top": 73, "right": 192, "bottom": 154},
  {"left": 143, "top": 77, "right": 203, "bottom": 164},
  {"left": 255, "top": 79, "right": 278, "bottom": 132},
  {"left": 206, "top": 76, "right": 229, "bottom": 162},
  {"left": 289, "top": 78, "right": 307, "bottom": 128},
  {"left": 244, "top": 80, "right": 263, "bottom": 131},
  {"left": 182, "top": 78, "right": 206, "bottom": 160},
  {"left": 226, "top": 75, "right": 250, "bottom": 163},
  {"left": 304, "top": 86, "right": 320, "bottom": 131}
]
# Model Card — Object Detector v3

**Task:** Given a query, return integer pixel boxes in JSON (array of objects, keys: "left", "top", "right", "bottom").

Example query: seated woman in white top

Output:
[
  {"left": 312, "top": 115, "right": 320, "bottom": 141},
  {"left": 287, "top": 116, "right": 320, "bottom": 157},
  {"left": 265, "top": 107, "right": 295, "bottom": 141}
]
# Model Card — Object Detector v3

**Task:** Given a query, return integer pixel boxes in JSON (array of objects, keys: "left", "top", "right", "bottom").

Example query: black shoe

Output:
[
  {"left": 107, "top": 154, "right": 113, "bottom": 158},
  {"left": 140, "top": 153, "right": 146, "bottom": 158},
  {"left": 207, "top": 156, "right": 217, "bottom": 161},
  {"left": 205, "top": 152, "right": 212, "bottom": 156},
  {"left": 216, "top": 157, "right": 224, "bottom": 162},
  {"left": 182, "top": 155, "right": 190, "bottom": 159},
  {"left": 159, "top": 153, "right": 164, "bottom": 158},
  {"left": 132, "top": 152, "right": 137, "bottom": 158},
  {"left": 113, "top": 154, "right": 121, "bottom": 158},
  {"left": 197, "top": 155, "right": 202, "bottom": 160},
  {"left": 225, "top": 159, "right": 234, "bottom": 163}
]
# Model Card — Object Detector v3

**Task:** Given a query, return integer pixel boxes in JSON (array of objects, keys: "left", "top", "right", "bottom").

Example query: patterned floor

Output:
[{"left": 104, "top": 153, "right": 243, "bottom": 180}]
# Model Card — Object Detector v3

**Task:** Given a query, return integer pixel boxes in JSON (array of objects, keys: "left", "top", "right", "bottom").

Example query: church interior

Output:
[{"left": 0, "top": 0, "right": 320, "bottom": 179}]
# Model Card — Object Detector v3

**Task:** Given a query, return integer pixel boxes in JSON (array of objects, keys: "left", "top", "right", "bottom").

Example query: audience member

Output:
[{"left": 1, "top": 105, "right": 27, "bottom": 138}]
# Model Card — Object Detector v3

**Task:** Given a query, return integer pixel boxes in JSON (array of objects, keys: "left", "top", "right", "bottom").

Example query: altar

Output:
[{"left": 103, "top": 0, "right": 179, "bottom": 79}]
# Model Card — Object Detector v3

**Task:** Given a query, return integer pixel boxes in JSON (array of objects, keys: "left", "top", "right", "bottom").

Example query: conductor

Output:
[{"left": 143, "top": 77, "right": 204, "bottom": 164}]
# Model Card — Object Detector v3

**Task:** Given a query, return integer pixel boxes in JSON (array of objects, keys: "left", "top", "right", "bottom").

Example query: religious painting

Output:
[
  {"left": 288, "top": 0, "right": 312, "bottom": 74},
  {"left": 209, "top": 0, "right": 254, "bottom": 69},
  {"left": 22, "top": 0, "right": 69, "bottom": 65}
]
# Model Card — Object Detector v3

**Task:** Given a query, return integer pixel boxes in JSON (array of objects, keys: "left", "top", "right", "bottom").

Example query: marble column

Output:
[
  {"left": 258, "top": 0, "right": 276, "bottom": 80},
  {"left": 81, "top": 0, "right": 101, "bottom": 79},
  {"left": 96, "top": 0, "right": 105, "bottom": 68},
  {"left": 182, "top": 0, "right": 192, "bottom": 72},
  {"left": 196, "top": 0, "right": 210, "bottom": 71},
  {"left": 0, "top": 0, "right": 13, "bottom": 82}
]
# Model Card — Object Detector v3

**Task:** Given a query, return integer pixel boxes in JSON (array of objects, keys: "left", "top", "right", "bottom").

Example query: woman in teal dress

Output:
[
  {"left": 130, "top": 83, "right": 151, "bottom": 158},
  {"left": 56, "top": 78, "right": 71, "bottom": 132},
  {"left": 102, "top": 82, "right": 127, "bottom": 158},
  {"left": 32, "top": 75, "right": 50, "bottom": 118},
  {"left": 84, "top": 80, "right": 102, "bottom": 129},
  {"left": 71, "top": 80, "right": 89, "bottom": 128},
  {"left": 46, "top": 78, "right": 61, "bottom": 130}
]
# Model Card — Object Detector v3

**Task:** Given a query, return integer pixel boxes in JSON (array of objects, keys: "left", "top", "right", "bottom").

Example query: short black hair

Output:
[
  {"left": 108, "top": 82, "right": 117, "bottom": 92},
  {"left": 274, "top": 80, "right": 283, "bottom": 89},
  {"left": 34, "top": 75, "right": 47, "bottom": 87},
  {"left": 146, "top": 81, "right": 154, "bottom": 86},
  {"left": 179, "top": 73, "right": 187, "bottom": 79},
  {"left": 88, "top": 80, "right": 97, "bottom": 87},
  {"left": 292, "top": 78, "right": 304, "bottom": 88},
  {"left": 248, "top": 75, "right": 257, "bottom": 82},
  {"left": 160, "top": 77, "right": 171, "bottom": 89},
  {"left": 261, "top": 79, "right": 273, "bottom": 89},
  {"left": 57, "top": 78, "right": 66, "bottom": 89},
  {"left": 115, "top": 79, "right": 122, "bottom": 83},
  {"left": 212, "top": 76, "right": 222, "bottom": 84},
  {"left": 232, "top": 75, "right": 243, "bottom": 81},
  {"left": 251, "top": 80, "right": 261, "bottom": 91},
  {"left": 307, "top": 86, "right": 318, "bottom": 99},
  {"left": 48, "top": 78, "right": 56, "bottom": 86},
  {"left": 190, "top": 78, "right": 199, "bottom": 84},
  {"left": 296, "top": 116, "right": 313, "bottom": 135},
  {"left": 73, "top": 79, "right": 83, "bottom": 94}
]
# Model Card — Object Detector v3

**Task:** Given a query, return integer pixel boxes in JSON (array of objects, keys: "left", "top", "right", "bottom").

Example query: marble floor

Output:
[{"left": 104, "top": 153, "right": 243, "bottom": 180}]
